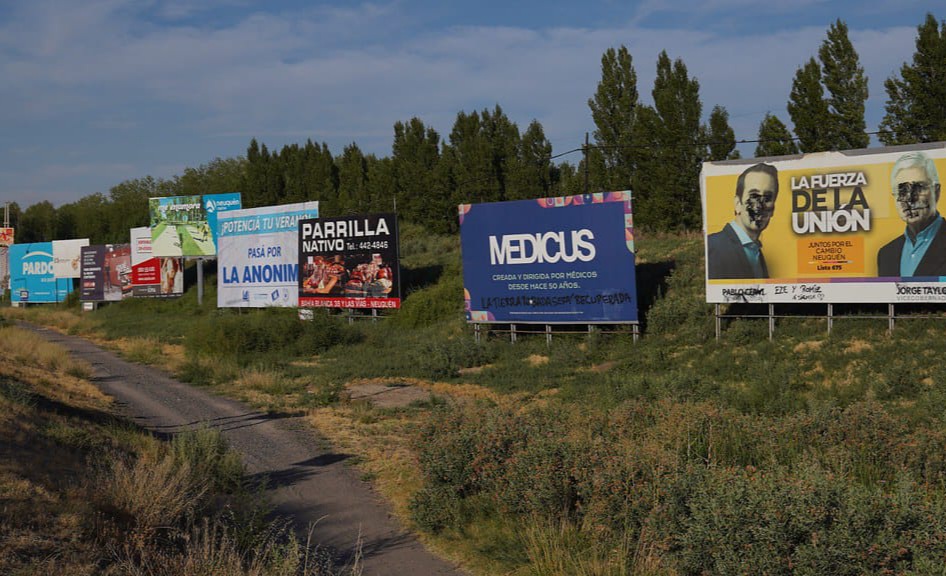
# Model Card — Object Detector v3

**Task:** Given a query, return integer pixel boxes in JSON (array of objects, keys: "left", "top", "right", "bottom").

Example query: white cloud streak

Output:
[{"left": 0, "top": 0, "right": 934, "bottom": 205}]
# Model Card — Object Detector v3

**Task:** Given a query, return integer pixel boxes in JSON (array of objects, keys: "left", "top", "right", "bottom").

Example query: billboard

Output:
[
  {"left": 203, "top": 192, "right": 242, "bottom": 248},
  {"left": 80, "top": 244, "right": 132, "bottom": 302},
  {"left": 52, "top": 238, "right": 89, "bottom": 278},
  {"left": 459, "top": 192, "right": 638, "bottom": 324},
  {"left": 130, "top": 227, "right": 183, "bottom": 297},
  {"left": 148, "top": 193, "right": 240, "bottom": 257},
  {"left": 10, "top": 243, "right": 72, "bottom": 303},
  {"left": 702, "top": 142, "right": 946, "bottom": 304},
  {"left": 298, "top": 213, "right": 399, "bottom": 309},
  {"left": 0, "top": 228, "right": 13, "bottom": 246},
  {"left": 218, "top": 201, "right": 319, "bottom": 307}
]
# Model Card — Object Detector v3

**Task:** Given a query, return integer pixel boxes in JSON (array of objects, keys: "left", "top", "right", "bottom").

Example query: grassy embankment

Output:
[
  {"left": 10, "top": 224, "right": 946, "bottom": 575},
  {"left": 0, "top": 318, "right": 357, "bottom": 575}
]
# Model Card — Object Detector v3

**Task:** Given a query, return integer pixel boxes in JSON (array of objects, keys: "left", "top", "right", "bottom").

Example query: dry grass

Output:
[{"left": 1, "top": 305, "right": 87, "bottom": 334}]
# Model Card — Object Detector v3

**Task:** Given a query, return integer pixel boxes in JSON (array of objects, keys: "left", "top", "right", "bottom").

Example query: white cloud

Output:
[{"left": 0, "top": 0, "right": 937, "bottom": 205}]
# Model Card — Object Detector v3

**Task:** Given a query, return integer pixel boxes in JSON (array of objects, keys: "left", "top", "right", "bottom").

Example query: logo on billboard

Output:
[{"left": 488, "top": 230, "right": 596, "bottom": 265}]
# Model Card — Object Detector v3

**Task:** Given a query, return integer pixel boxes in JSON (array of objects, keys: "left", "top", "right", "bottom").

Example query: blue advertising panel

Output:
[
  {"left": 10, "top": 243, "right": 72, "bottom": 303},
  {"left": 203, "top": 192, "right": 242, "bottom": 249},
  {"left": 459, "top": 192, "right": 638, "bottom": 324}
]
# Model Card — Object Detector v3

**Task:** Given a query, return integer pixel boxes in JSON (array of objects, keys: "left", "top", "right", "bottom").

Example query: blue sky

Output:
[{"left": 0, "top": 1, "right": 942, "bottom": 208}]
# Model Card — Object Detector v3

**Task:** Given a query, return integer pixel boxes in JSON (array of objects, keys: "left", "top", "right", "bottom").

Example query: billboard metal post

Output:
[
  {"left": 715, "top": 304, "right": 721, "bottom": 341},
  {"left": 510, "top": 324, "right": 517, "bottom": 344},
  {"left": 545, "top": 324, "right": 552, "bottom": 347},
  {"left": 197, "top": 258, "right": 203, "bottom": 306},
  {"left": 474, "top": 323, "right": 481, "bottom": 344},
  {"left": 633, "top": 323, "right": 640, "bottom": 343},
  {"left": 768, "top": 304, "right": 775, "bottom": 341},
  {"left": 827, "top": 303, "right": 834, "bottom": 334},
  {"left": 889, "top": 304, "right": 895, "bottom": 333}
]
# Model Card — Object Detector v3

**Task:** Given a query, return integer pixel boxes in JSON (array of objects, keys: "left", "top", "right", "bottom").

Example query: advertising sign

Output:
[
  {"left": 218, "top": 201, "right": 319, "bottom": 307},
  {"left": 298, "top": 213, "right": 400, "bottom": 309},
  {"left": 203, "top": 192, "right": 242, "bottom": 248},
  {"left": 130, "top": 227, "right": 183, "bottom": 297},
  {"left": 80, "top": 244, "right": 132, "bottom": 302},
  {"left": 459, "top": 192, "right": 638, "bottom": 324},
  {"left": 52, "top": 238, "right": 89, "bottom": 278},
  {"left": 703, "top": 142, "right": 946, "bottom": 304},
  {"left": 149, "top": 195, "right": 211, "bottom": 257},
  {"left": 10, "top": 243, "right": 71, "bottom": 303},
  {"left": 0, "top": 228, "right": 13, "bottom": 246}
]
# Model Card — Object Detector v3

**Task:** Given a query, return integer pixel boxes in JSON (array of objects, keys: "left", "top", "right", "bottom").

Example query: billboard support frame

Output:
[
  {"left": 472, "top": 321, "right": 639, "bottom": 345},
  {"left": 711, "top": 302, "right": 946, "bottom": 340}
]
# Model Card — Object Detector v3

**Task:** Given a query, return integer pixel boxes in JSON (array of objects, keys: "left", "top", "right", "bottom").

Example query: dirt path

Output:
[{"left": 24, "top": 323, "right": 464, "bottom": 576}]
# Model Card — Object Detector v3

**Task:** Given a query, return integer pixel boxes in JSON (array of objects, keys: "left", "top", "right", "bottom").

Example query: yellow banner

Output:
[{"left": 702, "top": 145, "right": 946, "bottom": 283}]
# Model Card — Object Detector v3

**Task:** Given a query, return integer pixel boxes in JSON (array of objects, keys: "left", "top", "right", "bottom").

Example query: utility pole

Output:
[{"left": 583, "top": 133, "right": 590, "bottom": 195}]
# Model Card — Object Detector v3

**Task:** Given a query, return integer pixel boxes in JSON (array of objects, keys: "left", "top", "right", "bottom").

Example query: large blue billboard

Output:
[
  {"left": 10, "top": 243, "right": 72, "bottom": 304},
  {"left": 459, "top": 192, "right": 638, "bottom": 324}
]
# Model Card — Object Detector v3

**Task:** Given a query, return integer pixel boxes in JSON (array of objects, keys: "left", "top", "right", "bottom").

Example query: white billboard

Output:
[
  {"left": 217, "top": 201, "right": 319, "bottom": 307},
  {"left": 52, "top": 238, "right": 89, "bottom": 279}
]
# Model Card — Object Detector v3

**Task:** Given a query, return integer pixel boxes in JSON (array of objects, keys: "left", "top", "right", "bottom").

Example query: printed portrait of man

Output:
[
  {"left": 707, "top": 163, "right": 779, "bottom": 280},
  {"left": 877, "top": 151, "right": 946, "bottom": 277}
]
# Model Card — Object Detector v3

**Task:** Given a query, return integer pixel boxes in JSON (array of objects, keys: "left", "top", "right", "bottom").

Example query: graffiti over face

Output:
[
  {"left": 893, "top": 165, "right": 939, "bottom": 234},
  {"left": 735, "top": 171, "right": 778, "bottom": 239}
]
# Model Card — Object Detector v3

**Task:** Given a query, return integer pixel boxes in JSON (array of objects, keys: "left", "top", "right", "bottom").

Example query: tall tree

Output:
[
  {"left": 506, "top": 120, "right": 553, "bottom": 200},
  {"left": 755, "top": 113, "right": 800, "bottom": 157},
  {"left": 819, "top": 19, "right": 869, "bottom": 149},
  {"left": 788, "top": 58, "right": 831, "bottom": 152},
  {"left": 18, "top": 201, "right": 57, "bottom": 243},
  {"left": 705, "top": 105, "right": 739, "bottom": 161},
  {"left": 879, "top": 13, "right": 946, "bottom": 145},
  {"left": 392, "top": 118, "right": 440, "bottom": 224},
  {"left": 335, "top": 144, "right": 369, "bottom": 215},
  {"left": 366, "top": 156, "right": 395, "bottom": 213},
  {"left": 588, "top": 45, "right": 639, "bottom": 190},
  {"left": 636, "top": 51, "right": 704, "bottom": 230}
]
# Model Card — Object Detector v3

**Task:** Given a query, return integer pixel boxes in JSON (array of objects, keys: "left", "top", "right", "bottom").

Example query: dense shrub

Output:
[{"left": 185, "top": 308, "right": 359, "bottom": 365}]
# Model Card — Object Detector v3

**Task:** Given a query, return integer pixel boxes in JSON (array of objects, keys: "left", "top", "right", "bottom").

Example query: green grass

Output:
[{"left": 17, "top": 225, "right": 946, "bottom": 575}]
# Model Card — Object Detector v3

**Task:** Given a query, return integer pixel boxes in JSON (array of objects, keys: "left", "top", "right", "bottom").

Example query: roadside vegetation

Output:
[
  {"left": 0, "top": 317, "right": 356, "bottom": 575},
  {"left": 9, "top": 226, "right": 946, "bottom": 575}
]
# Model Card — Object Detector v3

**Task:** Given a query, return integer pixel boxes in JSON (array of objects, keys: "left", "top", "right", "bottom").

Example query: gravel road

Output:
[{"left": 24, "top": 323, "right": 464, "bottom": 576}]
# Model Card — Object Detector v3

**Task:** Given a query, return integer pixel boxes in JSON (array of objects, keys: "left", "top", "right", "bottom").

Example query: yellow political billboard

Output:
[{"left": 702, "top": 142, "right": 946, "bottom": 304}]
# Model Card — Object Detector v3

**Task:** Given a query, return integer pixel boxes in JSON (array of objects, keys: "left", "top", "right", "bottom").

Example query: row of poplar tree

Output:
[{"left": 12, "top": 14, "right": 946, "bottom": 244}]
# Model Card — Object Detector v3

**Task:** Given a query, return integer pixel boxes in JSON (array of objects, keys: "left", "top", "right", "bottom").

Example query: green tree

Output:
[
  {"left": 879, "top": 13, "right": 946, "bottom": 145},
  {"left": 18, "top": 201, "right": 57, "bottom": 243},
  {"left": 706, "top": 105, "right": 739, "bottom": 161},
  {"left": 819, "top": 19, "right": 869, "bottom": 149},
  {"left": 636, "top": 51, "right": 704, "bottom": 230},
  {"left": 588, "top": 45, "right": 639, "bottom": 191},
  {"left": 506, "top": 120, "right": 553, "bottom": 200},
  {"left": 755, "top": 113, "right": 800, "bottom": 157},
  {"left": 335, "top": 144, "right": 369, "bottom": 215},
  {"left": 106, "top": 176, "right": 165, "bottom": 243},
  {"left": 176, "top": 157, "right": 246, "bottom": 199},
  {"left": 366, "top": 156, "right": 395, "bottom": 213},
  {"left": 787, "top": 58, "right": 831, "bottom": 152},
  {"left": 392, "top": 118, "right": 440, "bottom": 224}
]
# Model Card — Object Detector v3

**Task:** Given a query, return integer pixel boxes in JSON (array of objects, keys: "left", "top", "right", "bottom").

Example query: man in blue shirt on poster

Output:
[
  {"left": 707, "top": 163, "right": 780, "bottom": 280},
  {"left": 877, "top": 151, "right": 946, "bottom": 277}
]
